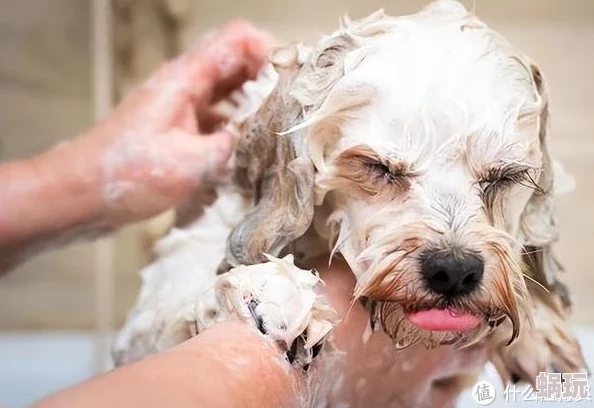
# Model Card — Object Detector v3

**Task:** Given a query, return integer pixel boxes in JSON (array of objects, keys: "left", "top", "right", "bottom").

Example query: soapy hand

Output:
[{"left": 86, "top": 20, "right": 273, "bottom": 225}]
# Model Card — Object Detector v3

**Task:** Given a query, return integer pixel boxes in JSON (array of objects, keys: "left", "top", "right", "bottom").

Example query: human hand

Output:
[
  {"left": 0, "top": 21, "right": 274, "bottom": 272},
  {"left": 313, "top": 257, "right": 488, "bottom": 408},
  {"left": 82, "top": 20, "right": 274, "bottom": 226}
]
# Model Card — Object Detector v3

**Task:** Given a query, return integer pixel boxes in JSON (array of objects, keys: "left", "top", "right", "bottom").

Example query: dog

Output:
[{"left": 114, "top": 1, "right": 587, "bottom": 404}]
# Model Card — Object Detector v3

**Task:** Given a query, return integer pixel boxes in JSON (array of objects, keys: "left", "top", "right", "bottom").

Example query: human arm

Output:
[{"left": 33, "top": 321, "right": 305, "bottom": 408}]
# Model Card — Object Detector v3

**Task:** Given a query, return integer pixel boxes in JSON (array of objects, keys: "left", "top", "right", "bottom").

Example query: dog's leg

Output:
[
  {"left": 113, "top": 250, "right": 338, "bottom": 371},
  {"left": 196, "top": 254, "right": 338, "bottom": 370}
]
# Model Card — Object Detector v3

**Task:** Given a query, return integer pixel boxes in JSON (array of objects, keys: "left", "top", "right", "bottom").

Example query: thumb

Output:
[{"left": 185, "top": 130, "right": 235, "bottom": 183}]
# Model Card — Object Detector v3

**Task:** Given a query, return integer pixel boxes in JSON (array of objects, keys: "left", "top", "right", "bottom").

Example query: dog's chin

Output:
[{"left": 368, "top": 300, "right": 503, "bottom": 350}]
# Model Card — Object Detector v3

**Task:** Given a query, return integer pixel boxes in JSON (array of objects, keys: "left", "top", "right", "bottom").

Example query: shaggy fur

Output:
[{"left": 114, "top": 0, "right": 587, "bottom": 401}]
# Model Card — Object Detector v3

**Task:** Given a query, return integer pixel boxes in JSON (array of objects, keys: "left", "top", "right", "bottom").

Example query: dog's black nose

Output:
[{"left": 420, "top": 250, "right": 484, "bottom": 297}]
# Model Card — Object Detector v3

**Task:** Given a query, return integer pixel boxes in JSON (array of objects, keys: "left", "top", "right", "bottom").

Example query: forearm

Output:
[
  {"left": 0, "top": 136, "right": 109, "bottom": 272},
  {"left": 34, "top": 321, "right": 305, "bottom": 408}
]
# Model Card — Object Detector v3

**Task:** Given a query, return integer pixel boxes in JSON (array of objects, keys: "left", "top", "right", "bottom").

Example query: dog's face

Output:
[
  {"left": 308, "top": 17, "right": 547, "bottom": 347},
  {"left": 227, "top": 2, "right": 558, "bottom": 349}
]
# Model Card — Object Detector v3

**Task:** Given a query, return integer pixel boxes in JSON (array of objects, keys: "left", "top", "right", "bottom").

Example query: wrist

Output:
[
  {"left": 33, "top": 136, "right": 114, "bottom": 235},
  {"left": 0, "top": 137, "right": 112, "bottom": 268}
]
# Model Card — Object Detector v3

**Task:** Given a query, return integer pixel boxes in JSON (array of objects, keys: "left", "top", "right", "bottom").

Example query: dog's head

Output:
[{"left": 225, "top": 1, "right": 565, "bottom": 349}]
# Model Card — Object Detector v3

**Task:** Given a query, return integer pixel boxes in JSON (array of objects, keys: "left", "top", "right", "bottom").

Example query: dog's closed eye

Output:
[
  {"left": 479, "top": 165, "right": 541, "bottom": 194},
  {"left": 333, "top": 145, "right": 413, "bottom": 197},
  {"left": 478, "top": 165, "right": 543, "bottom": 214},
  {"left": 364, "top": 159, "right": 410, "bottom": 186}
]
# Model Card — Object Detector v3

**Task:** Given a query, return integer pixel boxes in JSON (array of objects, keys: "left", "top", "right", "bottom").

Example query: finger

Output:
[
  {"left": 196, "top": 108, "right": 229, "bottom": 134},
  {"left": 208, "top": 66, "right": 252, "bottom": 105},
  {"left": 184, "top": 130, "right": 235, "bottom": 181},
  {"left": 182, "top": 20, "right": 276, "bottom": 104},
  {"left": 173, "top": 102, "right": 199, "bottom": 134},
  {"left": 193, "top": 20, "right": 275, "bottom": 77},
  {"left": 133, "top": 21, "right": 274, "bottom": 132}
]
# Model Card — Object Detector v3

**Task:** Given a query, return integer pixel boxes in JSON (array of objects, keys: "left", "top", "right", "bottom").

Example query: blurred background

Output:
[{"left": 0, "top": 0, "right": 593, "bottom": 407}]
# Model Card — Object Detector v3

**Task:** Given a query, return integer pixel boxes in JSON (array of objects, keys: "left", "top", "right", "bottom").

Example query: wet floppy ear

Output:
[
  {"left": 220, "top": 38, "right": 358, "bottom": 270},
  {"left": 518, "top": 63, "right": 571, "bottom": 296},
  {"left": 519, "top": 63, "right": 573, "bottom": 292},
  {"left": 491, "top": 63, "right": 587, "bottom": 384},
  {"left": 519, "top": 64, "right": 556, "bottom": 249},
  {"left": 220, "top": 44, "right": 316, "bottom": 270}
]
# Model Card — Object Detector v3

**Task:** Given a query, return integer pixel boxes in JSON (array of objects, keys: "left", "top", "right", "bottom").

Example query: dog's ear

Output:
[
  {"left": 519, "top": 63, "right": 578, "bottom": 308},
  {"left": 221, "top": 38, "right": 358, "bottom": 270},
  {"left": 222, "top": 44, "right": 313, "bottom": 270},
  {"left": 518, "top": 64, "right": 557, "bottom": 250},
  {"left": 496, "top": 62, "right": 589, "bottom": 383},
  {"left": 518, "top": 63, "right": 571, "bottom": 286}
]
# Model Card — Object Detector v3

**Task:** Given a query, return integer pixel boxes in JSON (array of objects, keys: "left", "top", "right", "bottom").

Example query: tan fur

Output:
[{"left": 329, "top": 145, "right": 413, "bottom": 199}]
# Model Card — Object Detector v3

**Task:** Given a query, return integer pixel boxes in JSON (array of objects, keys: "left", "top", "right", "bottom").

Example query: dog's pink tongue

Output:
[{"left": 406, "top": 308, "right": 480, "bottom": 332}]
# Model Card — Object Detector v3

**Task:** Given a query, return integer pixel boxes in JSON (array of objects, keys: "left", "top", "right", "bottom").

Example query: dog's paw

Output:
[
  {"left": 490, "top": 293, "right": 588, "bottom": 386},
  {"left": 196, "top": 254, "right": 338, "bottom": 369}
]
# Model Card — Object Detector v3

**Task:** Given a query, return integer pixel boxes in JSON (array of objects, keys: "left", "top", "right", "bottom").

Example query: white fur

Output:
[{"left": 113, "top": 185, "right": 250, "bottom": 364}]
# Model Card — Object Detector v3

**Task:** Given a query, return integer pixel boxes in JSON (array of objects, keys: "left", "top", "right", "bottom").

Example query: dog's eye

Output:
[
  {"left": 333, "top": 147, "right": 413, "bottom": 197},
  {"left": 366, "top": 161, "right": 408, "bottom": 185},
  {"left": 478, "top": 167, "right": 541, "bottom": 194},
  {"left": 478, "top": 167, "right": 542, "bottom": 219}
]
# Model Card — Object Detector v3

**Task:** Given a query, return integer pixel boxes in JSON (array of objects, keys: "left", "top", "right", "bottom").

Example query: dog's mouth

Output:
[
  {"left": 366, "top": 299, "right": 506, "bottom": 349},
  {"left": 405, "top": 307, "right": 481, "bottom": 332}
]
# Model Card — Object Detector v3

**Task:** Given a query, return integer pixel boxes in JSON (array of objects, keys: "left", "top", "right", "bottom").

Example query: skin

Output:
[
  {"left": 0, "top": 21, "right": 488, "bottom": 407},
  {"left": 34, "top": 321, "right": 306, "bottom": 408}
]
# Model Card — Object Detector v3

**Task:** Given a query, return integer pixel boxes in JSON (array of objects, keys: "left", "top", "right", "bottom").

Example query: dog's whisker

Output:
[
  {"left": 345, "top": 294, "right": 364, "bottom": 323},
  {"left": 522, "top": 273, "right": 550, "bottom": 294},
  {"left": 521, "top": 247, "right": 545, "bottom": 255}
]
